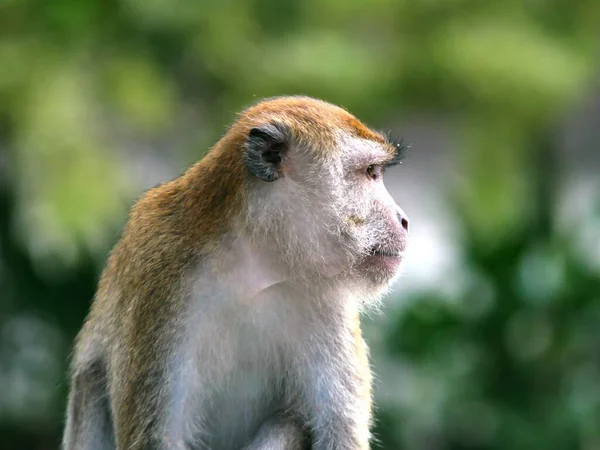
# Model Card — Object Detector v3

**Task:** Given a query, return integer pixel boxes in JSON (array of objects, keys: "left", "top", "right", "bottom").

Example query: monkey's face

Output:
[
  {"left": 244, "top": 119, "right": 408, "bottom": 293},
  {"left": 331, "top": 136, "right": 409, "bottom": 291}
]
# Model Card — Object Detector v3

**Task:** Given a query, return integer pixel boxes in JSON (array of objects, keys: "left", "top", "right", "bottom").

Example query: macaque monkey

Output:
[{"left": 63, "top": 96, "right": 410, "bottom": 450}]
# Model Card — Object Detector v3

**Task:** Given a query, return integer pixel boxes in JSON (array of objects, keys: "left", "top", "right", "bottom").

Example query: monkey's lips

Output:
[
  {"left": 363, "top": 246, "right": 405, "bottom": 271},
  {"left": 370, "top": 248, "right": 403, "bottom": 258}
]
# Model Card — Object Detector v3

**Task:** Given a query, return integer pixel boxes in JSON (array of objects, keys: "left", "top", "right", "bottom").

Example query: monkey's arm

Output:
[
  {"left": 109, "top": 308, "right": 190, "bottom": 450},
  {"left": 306, "top": 319, "right": 372, "bottom": 450},
  {"left": 63, "top": 354, "right": 115, "bottom": 450}
]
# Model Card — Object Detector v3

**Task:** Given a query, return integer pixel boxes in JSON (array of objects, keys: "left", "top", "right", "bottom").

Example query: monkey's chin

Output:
[{"left": 355, "top": 253, "right": 404, "bottom": 287}]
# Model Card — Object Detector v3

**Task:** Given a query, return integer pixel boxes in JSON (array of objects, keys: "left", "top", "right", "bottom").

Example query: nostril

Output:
[
  {"left": 402, "top": 217, "right": 409, "bottom": 231},
  {"left": 399, "top": 214, "right": 409, "bottom": 231}
]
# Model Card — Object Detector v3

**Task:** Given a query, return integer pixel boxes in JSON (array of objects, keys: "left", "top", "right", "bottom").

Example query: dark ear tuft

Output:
[{"left": 245, "top": 123, "right": 290, "bottom": 182}]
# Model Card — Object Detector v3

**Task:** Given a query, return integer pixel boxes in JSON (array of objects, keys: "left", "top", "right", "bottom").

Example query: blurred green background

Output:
[{"left": 1, "top": 0, "right": 600, "bottom": 449}]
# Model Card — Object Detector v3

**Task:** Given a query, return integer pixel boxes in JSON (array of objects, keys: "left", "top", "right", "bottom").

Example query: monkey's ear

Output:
[{"left": 245, "top": 123, "right": 290, "bottom": 182}]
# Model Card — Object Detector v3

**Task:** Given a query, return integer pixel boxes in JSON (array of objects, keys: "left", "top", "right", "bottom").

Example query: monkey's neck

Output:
[{"left": 204, "top": 234, "right": 290, "bottom": 301}]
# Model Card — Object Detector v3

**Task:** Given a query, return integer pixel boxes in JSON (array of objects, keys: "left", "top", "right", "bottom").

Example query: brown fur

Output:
[{"left": 238, "top": 96, "right": 391, "bottom": 157}]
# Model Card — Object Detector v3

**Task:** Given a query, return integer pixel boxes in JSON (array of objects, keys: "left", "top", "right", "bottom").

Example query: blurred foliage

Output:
[
  {"left": 373, "top": 144, "right": 600, "bottom": 449},
  {"left": 1, "top": 0, "right": 599, "bottom": 449}
]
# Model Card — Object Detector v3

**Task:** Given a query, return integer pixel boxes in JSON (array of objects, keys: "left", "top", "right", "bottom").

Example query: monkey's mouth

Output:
[{"left": 370, "top": 247, "right": 403, "bottom": 258}]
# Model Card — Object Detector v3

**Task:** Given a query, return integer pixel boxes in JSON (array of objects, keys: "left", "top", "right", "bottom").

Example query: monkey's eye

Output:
[{"left": 366, "top": 165, "right": 381, "bottom": 180}]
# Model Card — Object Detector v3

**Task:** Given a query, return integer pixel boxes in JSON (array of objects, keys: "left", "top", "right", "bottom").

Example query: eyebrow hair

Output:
[{"left": 382, "top": 131, "right": 409, "bottom": 167}]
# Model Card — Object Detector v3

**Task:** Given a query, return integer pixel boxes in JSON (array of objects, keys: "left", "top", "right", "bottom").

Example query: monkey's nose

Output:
[{"left": 396, "top": 207, "right": 409, "bottom": 232}]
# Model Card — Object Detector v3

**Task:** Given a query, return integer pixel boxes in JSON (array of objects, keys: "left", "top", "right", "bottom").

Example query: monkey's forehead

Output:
[{"left": 238, "top": 96, "right": 393, "bottom": 155}]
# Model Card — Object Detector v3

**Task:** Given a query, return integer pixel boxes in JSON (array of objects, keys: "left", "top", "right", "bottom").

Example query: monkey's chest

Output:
[
  {"left": 191, "top": 323, "right": 288, "bottom": 449},
  {"left": 202, "top": 377, "right": 279, "bottom": 448}
]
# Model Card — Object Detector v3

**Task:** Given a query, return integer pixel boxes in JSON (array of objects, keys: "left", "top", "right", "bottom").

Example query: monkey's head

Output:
[{"left": 231, "top": 97, "right": 409, "bottom": 296}]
